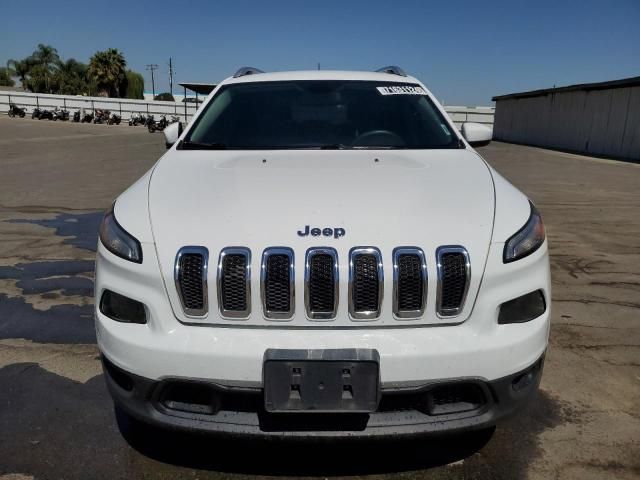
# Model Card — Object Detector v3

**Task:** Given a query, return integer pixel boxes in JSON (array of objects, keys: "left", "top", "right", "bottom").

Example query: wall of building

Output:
[
  {"left": 493, "top": 86, "right": 640, "bottom": 161},
  {"left": 1, "top": 90, "right": 495, "bottom": 127}
]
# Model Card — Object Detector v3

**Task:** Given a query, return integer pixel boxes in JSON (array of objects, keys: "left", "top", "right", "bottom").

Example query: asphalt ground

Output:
[{"left": 0, "top": 115, "right": 638, "bottom": 480}]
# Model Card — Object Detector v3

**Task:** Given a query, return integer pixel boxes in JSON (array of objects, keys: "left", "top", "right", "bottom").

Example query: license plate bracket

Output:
[{"left": 263, "top": 349, "right": 380, "bottom": 413}]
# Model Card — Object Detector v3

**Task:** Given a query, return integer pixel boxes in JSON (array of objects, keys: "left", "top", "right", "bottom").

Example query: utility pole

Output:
[
  {"left": 168, "top": 58, "right": 174, "bottom": 96},
  {"left": 146, "top": 64, "right": 158, "bottom": 99}
]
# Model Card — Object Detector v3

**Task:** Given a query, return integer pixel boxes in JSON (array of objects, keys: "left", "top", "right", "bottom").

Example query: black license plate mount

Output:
[{"left": 263, "top": 349, "right": 380, "bottom": 413}]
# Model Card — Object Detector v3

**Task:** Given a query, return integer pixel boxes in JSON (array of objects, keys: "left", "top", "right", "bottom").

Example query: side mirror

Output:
[
  {"left": 163, "top": 122, "right": 183, "bottom": 149},
  {"left": 461, "top": 122, "right": 492, "bottom": 147}
]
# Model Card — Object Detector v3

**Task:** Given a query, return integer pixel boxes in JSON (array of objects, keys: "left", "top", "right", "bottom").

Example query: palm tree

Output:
[
  {"left": 88, "top": 48, "right": 127, "bottom": 97},
  {"left": 28, "top": 44, "right": 61, "bottom": 92},
  {"left": 32, "top": 44, "right": 60, "bottom": 70}
]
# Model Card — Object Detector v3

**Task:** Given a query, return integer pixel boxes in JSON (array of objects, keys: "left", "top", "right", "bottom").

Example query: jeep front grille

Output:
[
  {"left": 305, "top": 248, "right": 339, "bottom": 320},
  {"left": 261, "top": 248, "right": 294, "bottom": 320},
  {"left": 349, "top": 247, "right": 383, "bottom": 320},
  {"left": 174, "top": 244, "right": 471, "bottom": 323},
  {"left": 174, "top": 246, "right": 209, "bottom": 317},
  {"left": 393, "top": 247, "right": 427, "bottom": 319},
  {"left": 217, "top": 247, "right": 251, "bottom": 319},
  {"left": 436, "top": 246, "right": 471, "bottom": 317}
]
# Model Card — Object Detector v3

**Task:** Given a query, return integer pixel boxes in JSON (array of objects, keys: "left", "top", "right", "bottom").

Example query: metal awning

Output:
[
  {"left": 492, "top": 76, "right": 640, "bottom": 101},
  {"left": 178, "top": 82, "right": 217, "bottom": 95}
]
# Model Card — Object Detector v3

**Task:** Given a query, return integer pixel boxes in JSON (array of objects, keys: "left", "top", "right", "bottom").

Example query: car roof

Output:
[{"left": 221, "top": 70, "right": 422, "bottom": 85}]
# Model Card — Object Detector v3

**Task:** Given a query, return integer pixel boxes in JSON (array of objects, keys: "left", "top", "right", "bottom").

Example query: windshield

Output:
[{"left": 182, "top": 80, "right": 460, "bottom": 150}]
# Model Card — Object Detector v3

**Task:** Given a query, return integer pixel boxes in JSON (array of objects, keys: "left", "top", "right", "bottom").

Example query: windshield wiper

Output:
[{"left": 179, "top": 140, "right": 227, "bottom": 150}]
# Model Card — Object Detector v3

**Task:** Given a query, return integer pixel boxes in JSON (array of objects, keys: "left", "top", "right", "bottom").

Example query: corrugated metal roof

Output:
[{"left": 492, "top": 76, "right": 640, "bottom": 101}]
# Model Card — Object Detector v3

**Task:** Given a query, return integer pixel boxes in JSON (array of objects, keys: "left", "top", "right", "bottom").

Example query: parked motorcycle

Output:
[
  {"left": 53, "top": 107, "right": 70, "bottom": 121},
  {"left": 93, "top": 109, "right": 111, "bottom": 124},
  {"left": 38, "top": 109, "right": 54, "bottom": 120},
  {"left": 72, "top": 110, "right": 81, "bottom": 122},
  {"left": 169, "top": 115, "right": 180, "bottom": 124},
  {"left": 8, "top": 104, "right": 26, "bottom": 118},
  {"left": 81, "top": 112, "right": 94, "bottom": 123},
  {"left": 128, "top": 113, "right": 145, "bottom": 126},
  {"left": 32, "top": 107, "right": 42, "bottom": 119},
  {"left": 148, "top": 115, "right": 168, "bottom": 133},
  {"left": 107, "top": 113, "right": 121, "bottom": 125}
]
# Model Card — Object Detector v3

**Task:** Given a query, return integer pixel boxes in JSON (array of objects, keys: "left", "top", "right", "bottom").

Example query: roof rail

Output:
[
  {"left": 233, "top": 67, "right": 265, "bottom": 78},
  {"left": 375, "top": 66, "right": 407, "bottom": 77}
]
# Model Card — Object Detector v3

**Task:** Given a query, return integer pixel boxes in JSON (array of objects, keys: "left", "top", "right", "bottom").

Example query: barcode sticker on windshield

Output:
[{"left": 377, "top": 86, "right": 427, "bottom": 95}]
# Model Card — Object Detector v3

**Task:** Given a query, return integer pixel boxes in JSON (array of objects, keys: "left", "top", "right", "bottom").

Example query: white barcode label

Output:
[{"left": 377, "top": 86, "right": 427, "bottom": 95}]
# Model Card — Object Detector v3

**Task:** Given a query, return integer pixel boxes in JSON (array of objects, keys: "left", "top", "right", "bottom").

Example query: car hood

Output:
[{"left": 148, "top": 149, "right": 495, "bottom": 326}]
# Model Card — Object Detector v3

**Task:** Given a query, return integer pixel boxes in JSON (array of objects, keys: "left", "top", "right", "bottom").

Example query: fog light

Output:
[
  {"left": 512, "top": 370, "right": 535, "bottom": 392},
  {"left": 100, "top": 290, "right": 147, "bottom": 324},
  {"left": 512, "top": 358, "right": 543, "bottom": 392},
  {"left": 498, "top": 290, "right": 546, "bottom": 324}
]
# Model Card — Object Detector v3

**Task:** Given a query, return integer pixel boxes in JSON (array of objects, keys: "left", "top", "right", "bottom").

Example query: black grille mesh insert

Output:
[
  {"left": 352, "top": 254, "right": 379, "bottom": 312},
  {"left": 221, "top": 254, "right": 247, "bottom": 311},
  {"left": 397, "top": 254, "right": 423, "bottom": 311},
  {"left": 440, "top": 252, "right": 467, "bottom": 312},
  {"left": 308, "top": 254, "right": 335, "bottom": 313},
  {"left": 265, "top": 254, "right": 291, "bottom": 312},
  {"left": 178, "top": 253, "right": 205, "bottom": 310}
]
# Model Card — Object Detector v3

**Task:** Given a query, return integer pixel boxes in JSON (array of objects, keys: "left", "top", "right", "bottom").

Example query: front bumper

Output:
[
  {"left": 95, "top": 233, "right": 551, "bottom": 437},
  {"left": 103, "top": 353, "right": 545, "bottom": 438}
]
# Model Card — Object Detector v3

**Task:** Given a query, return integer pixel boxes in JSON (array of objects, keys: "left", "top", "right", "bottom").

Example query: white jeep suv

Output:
[{"left": 95, "top": 66, "right": 550, "bottom": 438}]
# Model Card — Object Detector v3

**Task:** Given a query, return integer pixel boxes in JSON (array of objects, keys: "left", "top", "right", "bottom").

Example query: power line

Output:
[
  {"left": 146, "top": 64, "right": 158, "bottom": 98},
  {"left": 168, "top": 58, "right": 174, "bottom": 96}
]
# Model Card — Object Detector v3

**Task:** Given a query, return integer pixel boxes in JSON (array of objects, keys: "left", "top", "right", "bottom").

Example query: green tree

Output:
[
  {"left": 154, "top": 92, "right": 175, "bottom": 101},
  {"left": 125, "top": 70, "right": 144, "bottom": 99},
  {"left": 25, "top": 64, "right": 52, "bottom": 93},
  {"left": 0, "top": 67, "right": 15, "bottom": 87},
  {"left": 27, "top": 44, "right": 61, "bottom": 93},
  {"left": 55, "top": 59, "right": 89, "bottom": 95},
  {"left": 88, "top": 48, "right": 127, "bottom": 97},
  {"left": 6, "top": 59, "right": 30, "bottom": 89}
]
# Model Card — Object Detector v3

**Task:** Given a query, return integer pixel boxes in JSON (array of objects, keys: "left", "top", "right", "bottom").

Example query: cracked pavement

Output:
[{"left": 0, "top": 116, "right": 638, "bottom": 479}]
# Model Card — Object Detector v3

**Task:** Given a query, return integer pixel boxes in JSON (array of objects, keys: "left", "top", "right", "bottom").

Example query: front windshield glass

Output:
[{"left": 183, "top": 80, "right": 460, "bottom": 150}]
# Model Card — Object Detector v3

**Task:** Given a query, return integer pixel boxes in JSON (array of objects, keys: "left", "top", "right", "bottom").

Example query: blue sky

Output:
[{"left": 1, "top": 0, "right": 638, "bottom": 105}]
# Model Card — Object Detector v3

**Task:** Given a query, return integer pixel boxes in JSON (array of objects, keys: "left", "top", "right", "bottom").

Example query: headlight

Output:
[
  {"left": 99, "top": 204, "right": 143, "bottom": 263},
  {"left": 503, "top": 201, "right": 545, "bottom": 263}
]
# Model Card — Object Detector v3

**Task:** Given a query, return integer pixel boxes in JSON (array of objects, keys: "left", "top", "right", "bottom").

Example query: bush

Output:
[{"left": 154, "top": 92, "right": 175, "bottom": 102}]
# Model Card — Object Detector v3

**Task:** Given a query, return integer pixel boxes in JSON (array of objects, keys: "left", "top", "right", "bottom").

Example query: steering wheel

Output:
[{"left": 352, "top": 129, "right": 405, "bottom": 147}]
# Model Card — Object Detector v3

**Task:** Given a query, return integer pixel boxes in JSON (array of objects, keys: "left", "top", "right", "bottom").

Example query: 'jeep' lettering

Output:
[{"left": 297, "top": 225, "right": 346, "bottom": 239}]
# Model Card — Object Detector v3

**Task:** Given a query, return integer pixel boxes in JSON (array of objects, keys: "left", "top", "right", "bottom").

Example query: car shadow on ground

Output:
[{"left": 116, "top": 409, "right": 495, "bottom": 476}]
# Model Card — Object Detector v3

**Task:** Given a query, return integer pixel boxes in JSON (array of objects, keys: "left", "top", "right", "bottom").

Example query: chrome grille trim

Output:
[
  {"left": 261, "top": 247, "right": 295, "bottom": 320},
  {"left": 392, "top": 247, "right": 427, "bottom": 319},
  {"left": 304, "top": 247, "right": 339, "bottom": 320},
  {"left": 217, "top": 247, "right": 251, "bottom": 320},
  {"left": 436, "top": 246, "right": 471, "bottom": 318},
  {"left": 174, "top": 246, "right": 209, "bottom": 318},
  {"left": 349, "top": 246, "right": 384, "bottom": 320}
]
